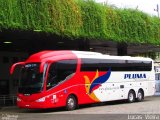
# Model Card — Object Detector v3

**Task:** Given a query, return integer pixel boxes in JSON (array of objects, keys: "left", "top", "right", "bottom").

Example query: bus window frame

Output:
[{"left": 44, "top": 59, "right": 78, "bottom": 91}]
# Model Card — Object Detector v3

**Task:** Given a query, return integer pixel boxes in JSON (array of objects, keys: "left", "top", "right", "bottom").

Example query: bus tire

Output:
[
  {"left": 137, "top": 89, "right": 144, "bottom": 102},
  {"left": 128, "top": 90, "right": 136, "bottom": 103},
  {"left": 66, "top": 95, "right": 77, "bottom": 111}
]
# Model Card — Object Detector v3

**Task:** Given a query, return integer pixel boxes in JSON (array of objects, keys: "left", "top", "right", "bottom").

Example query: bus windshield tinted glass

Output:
[{"left": 18, "top": 63, "right": 44, "bottom": 94}]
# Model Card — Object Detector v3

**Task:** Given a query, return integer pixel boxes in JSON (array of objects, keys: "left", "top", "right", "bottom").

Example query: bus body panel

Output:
[{"left": 11, "top": 50, "right": 155, "bottom": 109}]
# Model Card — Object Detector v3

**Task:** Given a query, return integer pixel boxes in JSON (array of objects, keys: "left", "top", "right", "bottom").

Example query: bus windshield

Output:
[{"left": 18, "top": 63, "right": 44, "bottom": 94}]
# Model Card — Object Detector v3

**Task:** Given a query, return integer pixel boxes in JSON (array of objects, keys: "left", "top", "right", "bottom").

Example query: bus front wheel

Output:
[
  {"left": 128, "top": 90, "right": 136, "bottom": 103},
  {"left": 66, "top": 95, "right": 77, "bottom": 111}
]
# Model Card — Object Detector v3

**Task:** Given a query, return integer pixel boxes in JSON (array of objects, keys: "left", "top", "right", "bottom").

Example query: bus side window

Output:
[
  {"left": 56, "top": 60, "right": 77, "bottom": 82},
  {"left": 47, "top": 64, "right": 58, "bottom": 89},
  {"left": 57, "top": 71, "right": 75, "bottom": 82},
  {"left": 46, "top": 59, "right": 77, "bottom": 90}
]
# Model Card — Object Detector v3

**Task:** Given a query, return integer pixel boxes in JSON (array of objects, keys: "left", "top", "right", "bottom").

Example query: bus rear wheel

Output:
[
  {"left": 128, "top": 90, "right": 136, "bottom": 103},
  {"left": 66, "top": 95, "right": 77, "bottom": 111},
  {"left": 137, "top": 90, "right": 144, "bottom": 102}
]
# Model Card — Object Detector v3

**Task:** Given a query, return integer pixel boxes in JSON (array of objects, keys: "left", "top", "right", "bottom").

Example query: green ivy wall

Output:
[{"left": 0, "top": 0, "right": 160, "bottom": 44}]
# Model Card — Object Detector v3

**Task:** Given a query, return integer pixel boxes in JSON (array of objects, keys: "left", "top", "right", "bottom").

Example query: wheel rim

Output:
[
  {"left": 138, "top": 92, "right": 142, "bottom": 100},
  {"left": 129, "top": 93, "right": 134, "bottom": 102},
  {"left": 67, "top": 97, "right": 75, "bottom": 109}
]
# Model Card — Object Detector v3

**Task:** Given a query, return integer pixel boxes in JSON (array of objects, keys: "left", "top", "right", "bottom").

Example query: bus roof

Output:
[
  {"left": 10, "top": 50, "right": 153, "bottom": 74},
  {"left": 72, "top": 51, "right": 152, "bottom": 61},
  {"left": 25, "top": 50, "right": 153, "bottom": 63},
  {"left": 25, "top": 50, "right": 102, "bottom": 62}
]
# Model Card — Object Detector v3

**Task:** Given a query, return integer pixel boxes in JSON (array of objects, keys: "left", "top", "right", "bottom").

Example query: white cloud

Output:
[{"left": 95, "top": 0, "right": 160, "bottom": 16}]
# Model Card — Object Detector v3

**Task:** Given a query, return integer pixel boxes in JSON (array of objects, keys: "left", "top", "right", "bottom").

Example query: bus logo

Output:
[
  {"left": 84, "top": 69, "right": 111, "bottom": 101},
  {"left": 124, "top": 73, "right": 146, "bottom": 79}
]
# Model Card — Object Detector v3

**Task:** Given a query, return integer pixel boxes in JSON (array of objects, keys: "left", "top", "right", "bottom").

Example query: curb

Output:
[{"left": 0, "top": 106, "right": 17, "bottom": 110}]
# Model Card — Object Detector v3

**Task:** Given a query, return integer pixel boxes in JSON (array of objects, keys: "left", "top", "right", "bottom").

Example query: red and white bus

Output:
[{"left": 10, "top": 50, "right": 155, "bottom": 110}]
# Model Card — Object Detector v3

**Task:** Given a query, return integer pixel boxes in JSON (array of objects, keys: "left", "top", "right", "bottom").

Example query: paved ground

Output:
[{"left": 0, "top": 96, "right": 160, "bottom": 120}]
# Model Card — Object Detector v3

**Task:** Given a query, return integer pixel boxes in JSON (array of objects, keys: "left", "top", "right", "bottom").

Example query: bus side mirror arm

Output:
[{"left": 10, "top": 62, "right": 25, "bottom": 75}]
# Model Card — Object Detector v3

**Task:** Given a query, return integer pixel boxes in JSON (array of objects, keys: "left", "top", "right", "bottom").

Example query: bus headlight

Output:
[
  {"left": 17, "top": 97, "right": 21, "bottom": 102},
  {"left": 36, "top": 97, "right": 45, "bottom": 102}
]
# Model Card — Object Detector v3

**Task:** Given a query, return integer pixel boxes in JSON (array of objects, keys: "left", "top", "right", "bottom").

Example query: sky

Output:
[{"left": 95, "top": 0, "right": 160, "bottom": 17}]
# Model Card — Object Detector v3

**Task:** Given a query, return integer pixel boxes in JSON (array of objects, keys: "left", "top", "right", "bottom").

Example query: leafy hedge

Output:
[
  {"left": 0, "top": 0, "right": 160, "bottom": 44},
  {"left": 0, "top": 0, "right": 82, "bottom": 36}
]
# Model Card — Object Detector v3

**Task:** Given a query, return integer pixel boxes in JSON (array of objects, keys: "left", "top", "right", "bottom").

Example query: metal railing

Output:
[{"left": 0, "top": 95, "right": 17, "bottom": 107}]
